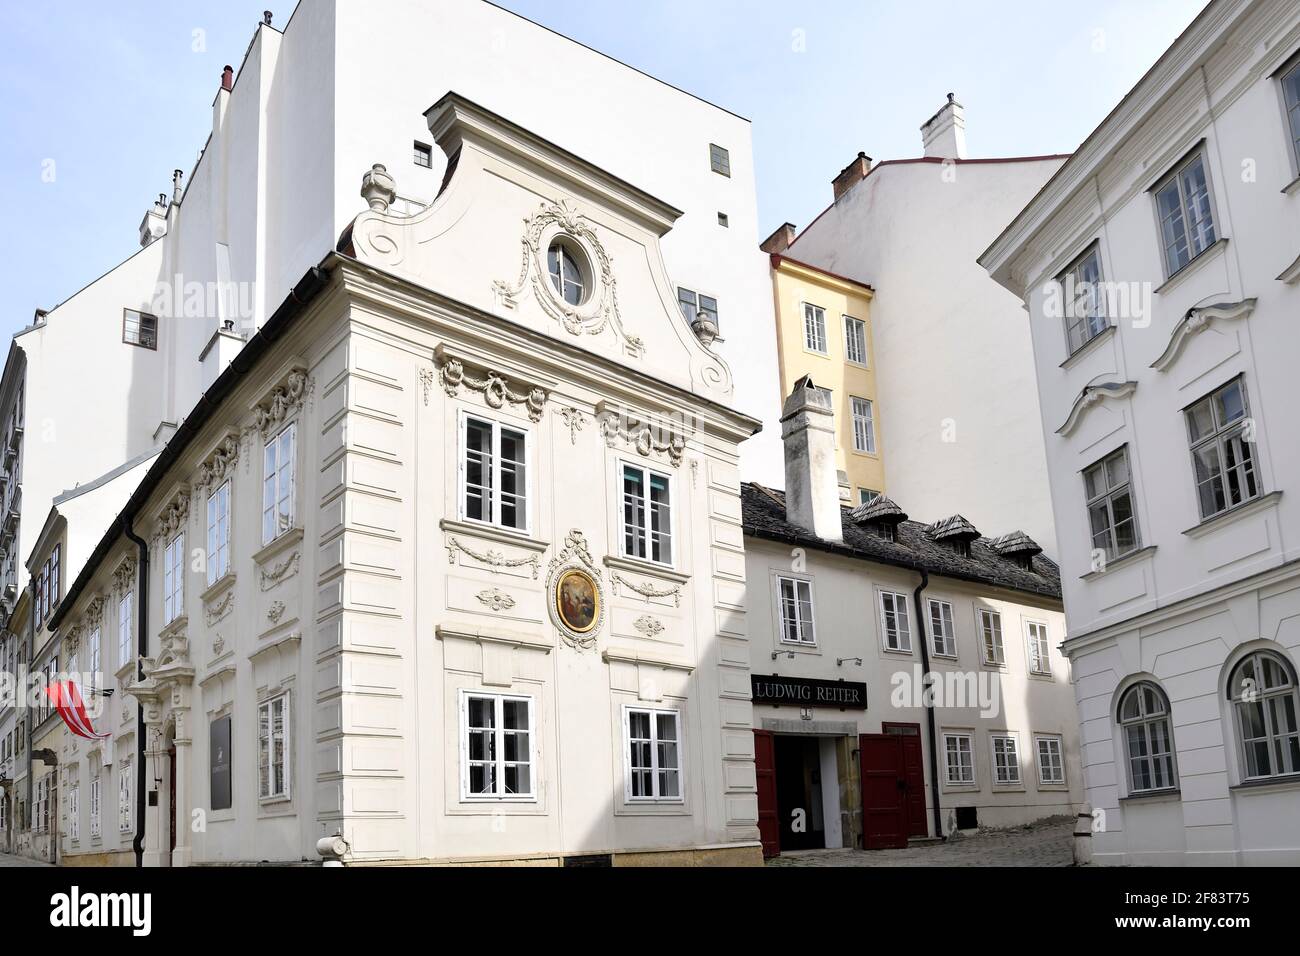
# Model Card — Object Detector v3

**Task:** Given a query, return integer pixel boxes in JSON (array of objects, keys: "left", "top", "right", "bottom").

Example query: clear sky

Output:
[{"left": 0, "top": 0, "right": 1207, "bottom": 336}]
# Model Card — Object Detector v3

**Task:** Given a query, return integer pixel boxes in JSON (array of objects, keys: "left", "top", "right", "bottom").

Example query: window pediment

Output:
[{"left": 1150, "top": 298, "right": 1256, "bottom": 372}]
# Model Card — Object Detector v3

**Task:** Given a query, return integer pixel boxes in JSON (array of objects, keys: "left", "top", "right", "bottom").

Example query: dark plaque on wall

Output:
[
  {"left": 750, "top": 674, "right": 867, "bottom": 710},
  {"left": 210, "top": 715, "right": 232, "bottom": 811}
]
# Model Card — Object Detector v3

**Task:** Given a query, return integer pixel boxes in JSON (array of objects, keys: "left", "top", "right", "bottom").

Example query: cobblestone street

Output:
[
  {"left": 767, "top": 816, "right": 1076, "bottom": 867},
  {"left": 0, "top": 853, "right": 53, "bottom": 868}
]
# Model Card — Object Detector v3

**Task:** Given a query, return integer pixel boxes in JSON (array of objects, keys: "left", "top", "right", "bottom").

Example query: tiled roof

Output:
[
  {"left": 742, "top": 483, "right": 1060, "bottom": 600},
  {"left": 849, "top": 494, "right": 907, "bottom": 524},
  {"left": 989, "top": 530, "right": 1043, "bottom": 557},
  {"left": 926, "top": 514, "right": 981, "bottom": 540}
]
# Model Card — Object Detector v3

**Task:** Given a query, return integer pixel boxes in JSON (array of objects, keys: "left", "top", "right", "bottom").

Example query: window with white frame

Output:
[
  {"left": 1084, "top": 446, "right": 1140, "bottom": 560},
  {"left": 207, "top": 480, "right": 231, "bottom": 586},
  {"left": 89, "top": 776, "right": 101, "bottom": 837},
  {"left": 1026, "top": 620, "right": 1051, "bottom": 675},
  {"left": 1185, "top": 377, "right": 1259, "bottom": 520},
  {"left": 1118, "top": 681, "right": 1177, "bottom": 792},
  {"left": 118, "top": 590, "right": 133, "bottom": 671},
  {"left": 879, "top": 590, "right": 911, "bottom": 652},
  {"left": 257, "top": 694, "right": 290, "bottom": 801},
  {"left": 858, "top": 488, "right": 879, "bottom": 506},
  {"left": 709, "top": 143, "right": 731, "bottom": 177},
  {"left": 262, "top": 423, "right": 297, "bottom": 544},
  {"left": 1284, "top": 54, "right": 1300, "bottom": 170},
  {"left": 1035, "top": 735, "right": 1066, "bottom": 786},
  {"left": 68, "top": 784, "right": 79, "bottom": 841},
  {"left": 119, "top": 763, "right": 133, "bottom": 833},
  {"left": 677, "top": 287, "right": 719, "bottom": 330},
  {"left": 928, "top": 599, "right": 956, "bottom": 657},
  {"left": 162, "top": 534, "right": 184, "bottom": 625},
  {"left": 991, "top": 733, "right": 1021, "bottom": 785},
  {"left": 1153, "top": 149, "right": 1217, "bottom": 276},
  {"left": 943, "top": 732, "right": 974, "bottom": 785},
  {"left": 461, "top": 691, "right": 534, "bottom": 800},
  {"left": 802, "top": 303, "right": 827, "bottom": 354},
  {"left": 850, "top": 397, "right": 876, "bottom": 454},
  {"left": 87, "top": 626, "right": 101, "bottom": 693},
  {"left": 777, "top": 576, "right": 815, "bottom": 646},
  {"left": 979, "top": 609, "right": 1004, "bottom": 665},
  {"left": 1228, "top": 650, "right": 1300, "bottom": 781},
  {"left": 0, "top": 794, "right": 6, "bottom": 831},
  {"left": 622, "top": 463, "right": 672, "bottom": 565},
  {"left": 843, "top": 315, "right": 867, "bottom": 365},
  {"left": 625, "top": 706, "right": 682, "bottom": 802},
  {"left": 1058, "top": 244, "right": 1109, "bottom": 354},
  {"left": 122, "top": 309, "right": 158, "bottom": 350},
  {"left": 461, "top": 415, "right": 528, "bottom": 533}
]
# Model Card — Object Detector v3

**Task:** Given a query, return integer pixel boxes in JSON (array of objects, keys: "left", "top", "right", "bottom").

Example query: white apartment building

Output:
[
  {"left": 765, "top": 99, "right": 1067, "bottom": 557},
  {"left": 981, "top": 0, "right": 1300, "bottom": 865},
  {"left": 742, "top": 379, "right": 1079, "bottom": 856},
  {"left": 49, "top": 92, "right": 763, "bottom": 866}
]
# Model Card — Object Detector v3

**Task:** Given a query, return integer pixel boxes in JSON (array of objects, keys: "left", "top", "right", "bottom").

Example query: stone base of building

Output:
[
  {"left": 59, "top": 850, "right": 135, "bottom": 867},
  {"left": 350, "top": 842, "right": 765, "bottom": 868}
]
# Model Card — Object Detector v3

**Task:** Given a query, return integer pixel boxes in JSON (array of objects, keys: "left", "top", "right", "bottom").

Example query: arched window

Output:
[
  {"left": 1228, "top": 650, "right": 1300, "bottom": 781},
  {"left": 546, "top": 240, "right": 587, "bottom": 307},
  {"left": 1118, "top": 681, "right": 1177, "bottom": 793}
]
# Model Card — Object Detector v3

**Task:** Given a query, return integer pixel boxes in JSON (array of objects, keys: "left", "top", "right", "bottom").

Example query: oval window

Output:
[{"left": 546, "top": 240, "right": 587, "bottom": 306}]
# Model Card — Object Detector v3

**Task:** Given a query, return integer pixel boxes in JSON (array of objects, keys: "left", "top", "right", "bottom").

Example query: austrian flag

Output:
[{"left": 45, "top": 680, "right": 111, "bottom": 740}]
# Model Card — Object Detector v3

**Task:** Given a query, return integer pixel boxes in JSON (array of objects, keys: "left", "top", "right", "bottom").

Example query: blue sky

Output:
[{"left": 0, "top": 0, "right": 1206, "bottom": 335}]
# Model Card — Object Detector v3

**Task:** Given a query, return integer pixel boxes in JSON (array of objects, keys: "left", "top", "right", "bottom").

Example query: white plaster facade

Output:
[
  {"left": 49, "top": 94, "right": 763, "bottom": 866},
  {"left": 982, "top": 0, "right": 1300, "bottom": 865},
  {"left": 780, "top": 106, "right": 1066, "bottom": 557}
]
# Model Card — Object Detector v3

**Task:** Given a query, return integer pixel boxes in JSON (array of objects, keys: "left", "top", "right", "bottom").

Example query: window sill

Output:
[
  {"left": 775, "top": 642, "right": 821, "bottom": 656},
  {"left": 1079, "top": 545, "right": 1157, "bottom": 580},
  {"left": 1154, "top": 237, "right": 1228, "bottom": 296},
  {"left": 1283, "top": 174, "right": 1300, "bottom": 197},
  {"left": 603, "top": 553, "right": 689, "bottom": 584},
  {"left": 930, "top": 652, "right": 959, "bottom": 662},
  {"left": 1036, "top": 782, "right": 1070, "bottom": 792},
  {"left": 1027, "top": 670, "right": 1055, "bottom": 681},
  {"left": 845, "top": 360, "right": 870, "bottom": 371},
  {"left": 440, "top": 518, "right": 549, "bottom": 555},
  {"left": 200, "top": 571, "right": 236, "bottom": 604},
  {"left": 1230, "top": 774, "right": 1300, "bottom": 795},
  {"left": 1059, "top": 324, "right": 1116, "bottom": 370},
  {"left": 1181, "top": 490, "right": 1282, "bottom": 539},
  {"left": 252, "top": 526, "right": 304, "bottom": 565},
  {"left": 941, "top": 782, "right": 978, "bottom": 794},
  {"left": 1119, "top": 788, "right": 1180, "bottom": 805},
  {"left": 992, "top": 785, "right": 1026, "bottom": 793},
  {"left": 980, "top": 660, "right": 1008, "bottom": 671},
  {"left": 881, "top": 647, "right": 915, "bottom": 658}
]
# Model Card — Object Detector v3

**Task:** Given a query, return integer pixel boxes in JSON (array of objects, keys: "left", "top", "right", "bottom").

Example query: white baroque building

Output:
[
  {"left": 50, "top": 93, "right": 762, "bottom": 866},
  {"left": 982, "top": 0, "right": 1300, "bottom": 865}
]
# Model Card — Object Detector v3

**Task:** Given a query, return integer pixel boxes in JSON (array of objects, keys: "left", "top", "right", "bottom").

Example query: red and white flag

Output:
[{"left": 45, "top": 680, "right": 111, "bottom": 740}]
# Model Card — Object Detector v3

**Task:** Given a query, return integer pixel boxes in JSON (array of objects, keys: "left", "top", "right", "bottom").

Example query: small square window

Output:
[
  {"left": 123, "top": 310, "right": 158, "bottom": 350},
  {"left": 677, "top": 287, "right": 719, "bottom": 330},
  {"left": 717, "top": 212, "right": 729, "bottom": 227},
  {"left": 709, "top": 144, "right": 731, "bottom": 177},
  {"left": 413, "top": 141, "right": 433, "bottom": 168}
]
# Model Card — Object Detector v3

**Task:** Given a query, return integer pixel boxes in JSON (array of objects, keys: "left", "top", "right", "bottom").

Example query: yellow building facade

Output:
[{"left": 765, "top": 250, "right": 883, "bottom": 505}]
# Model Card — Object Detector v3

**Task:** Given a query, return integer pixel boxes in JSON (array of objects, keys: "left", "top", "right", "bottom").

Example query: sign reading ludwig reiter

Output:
[{"left": 750, "top": 675, "right": 867, "bottom": 710}]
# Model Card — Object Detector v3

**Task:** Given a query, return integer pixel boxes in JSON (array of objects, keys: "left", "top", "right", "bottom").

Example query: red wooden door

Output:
[
  {"left": 859, "top": 734, "right": 908, "bottom": 849},
  {"left": 753, "top": 730, "right": 780, "bottom": 858},
  {"left": 884, "top": 722, "right": 928, "bottom": 837}
]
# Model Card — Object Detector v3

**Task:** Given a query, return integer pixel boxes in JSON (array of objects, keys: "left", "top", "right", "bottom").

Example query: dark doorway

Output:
[
  {"left": 859, "top": 734, "right": 908, "bottom": 849},
  {"left": 753, "top": 730, "right": 780, "bottom": 858},
  {"left": 883, "top": 722, "right": 928, "bottom": 837},
  {"left": 774, "top": 735, "right": 825, "bottom": 851}
]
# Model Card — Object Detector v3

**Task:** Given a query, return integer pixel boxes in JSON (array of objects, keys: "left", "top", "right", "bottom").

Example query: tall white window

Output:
[
  {"left": 461, "top": 415, "right": 528, "bottom": 532},
  {"left": 119, "top": 764, "right": 133, "bottom": 833},
  {"left": 1284, "top": 54, "right": 1300, "bottom": 169},
  {"left": 843, "top": 315, "right": 867, "bottom": 365},
  {"left": 1153, "top": 150, "right": 1217, "bottom": 276},
  {"left": 1185, "top": 377, "right": 1259, "bottom": 520},
  {"left": 163, "top": 534, "right": 184, "bottom": 625},
  {"left": 625, "top": 707, "right": 682, "bottom": 802},
  {"left": 258, "top": 694, "right": 290, "bottom": 801},
  {"left": 207, "top": 480, "right": 231, "bottom": 585},
  {"left": 622, "top": 463, "right": 672, "bottom": 565},
  {"left": 461, "top": 691, "right": 534, "bottom": 800},
  {"left": 89, "top": 776, "right": 101, "bottom": 837},
  {"left": 802, "top": 303, "right": 827, "bottom": 354},
  {"left": 1228, "top": 650, "right": 1300, "bottom": 781},
  {"left": 979, "top": 609, "right": 1005, "bottom": 665},
  {"left": 1026, "top": 620, "right": 1051, "bottom": 675},
  {"left": 928, "top": 599, "right": 956, "bottom": 657},
  {"left": 1118, "top": 682, "right": 1177, "bottom": 792},
  {"left": 850, "top": 397, "right": 876, "bottom": 454},
  {"left": 1084, "top": 446, "right": 1140, "bottom": 560},
  {"left": 68, "top": 785, "right": 79, "bottom": 841},
  {"left": 263, "top": 424, "right": 297, "bottom": 545},
  {"left": 777, "top": 576, "right": 815, "bottom": 645},
  {"left": 991, "top": 734, "right": 1021, "bottom": 785},
  {"left": 118, "top": 591, "right": 133, "bottom": 670},
  {"left": 879, "top": 590, "right": 911, "bottom": 652},
  {"left": 1058, "top": 245, "right": 1109, "bottom": 354},
  {"left": 87, "top": 626, "right": 101, "bottom": 693},
  {"left": 1035, "top": 735, "right": 1066, "bottom": 786},
  {"left": 944, "top": 733, "right": 974, "bottom": 784}
]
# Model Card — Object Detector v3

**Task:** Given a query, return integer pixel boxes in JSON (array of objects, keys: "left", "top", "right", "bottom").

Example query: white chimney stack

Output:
[
  {"left": 921, "top": 93, "right": 967, "bottom": 160},
  {"left": 780, "top": 376, "right": 843, "bottom": 543}
]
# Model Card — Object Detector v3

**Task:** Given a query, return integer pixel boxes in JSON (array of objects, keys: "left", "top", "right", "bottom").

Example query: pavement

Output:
[
  {"left": 766, "top": 815, "right": 1076, "bottom": 867},
  {"left": 0, "top": 852, "right": 53, "bottom": 867}
]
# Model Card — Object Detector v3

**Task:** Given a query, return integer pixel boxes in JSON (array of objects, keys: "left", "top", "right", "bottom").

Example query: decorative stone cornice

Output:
[
  {"left": 253, "top": 368, "right": 310, "bottom": 436},
  {"left": 1056, "top": 381, "right": 1138, "bottom": 436},
  {"left": 113, "top": 556, "right": 137, "bottom": 593},
  {"left": 1150, "top": 298, "right": 1257, "bottom": 372},
  {"left": 83, "top": 594, "right": 106, "bottom": 627},
  {"left": 1278, "top": 253, "right": 1300, "bottom": 285},
  {"left": 195, "top": 432, "right": 241, "bottom": 492},
  {"left": 154, "top": 488, "right": 191, "bottom": 543},
  {"left": 435, "top": 345, "right": 547, "bottom": 422},
  {"left": 596, "top": 400, "right": 686, "bottom": 467}
]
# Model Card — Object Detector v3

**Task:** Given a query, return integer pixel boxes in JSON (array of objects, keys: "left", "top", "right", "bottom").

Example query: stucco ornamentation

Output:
[
  {"left": 254, "top": 368, "right": 310, "bottom": 435},
  {"left": 610, "top": 572, "right": 682, "bottom": 608},
  {"left": 599, "top": 407, "right": 685, "bottom": 467},
  {"left": 259, "top": 552, "right": 300, "bottom": 592},
  {"left": 113, "top": 556, "right": 137, "bottom": 593},
  {"left": 475, "top": 588, "right": 517, "bottom": 612},
  {"left": 560, "top": 406, "right": 585, "bottom": 445},
  {"left": 633, "top": 615, "right": 665, "bottom": 638},
  {"left": 546, "top": 530, "right": 605, "bottom": 650},
  {"left": 205, "top": 589, "right": 235, "bottom": 626},
  {"left": 445, "top": 536, "right": 541, "bottom": 580},
  {"left": 155, "top": 489, "right": 191, "bottom": 543},
  {"left": 437, "top": 355, "right": 547, "bottom": 423},
  {"left": 196, "top": 434, "right": 242, "bottom": 491},
  {"left": 268, "top": 601, "right": 287, "bottom": 624},
  {"left": 493, "top": 200, "right": 645, "bottom": 357},
  {"left": 419, "top": 366, "right": 435, "bottom": 407}
]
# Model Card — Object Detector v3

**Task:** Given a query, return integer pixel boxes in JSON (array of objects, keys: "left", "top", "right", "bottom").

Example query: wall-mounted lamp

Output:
[
  {"left": 770, "top": 650, "right": 796, "bottom": 661},
  {"left": 836, "top": 657, "right": 863, "bottom": 667}
]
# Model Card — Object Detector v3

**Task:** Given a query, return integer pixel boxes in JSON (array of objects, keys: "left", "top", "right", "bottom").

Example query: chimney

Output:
[
  {"left": 760, "top": 222, "right": 798, "bottom": 255},
  {"left": 832, "top": 152, "right": 872, "bottom": 201},
  {"left": 780, "top": 376, "right": 843, "bottom": 543},
  {"left": 921, "top": 93, "right": 966, "bottom": 159},
  {"left": 263, "top": 11, "right": 273, "bottom": 26},
  {"left": 221, "top": 65, "right": 234, "bottom": 91},
  {"left": 172, "top": 169, "right": 184, "bottom": 204}
]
